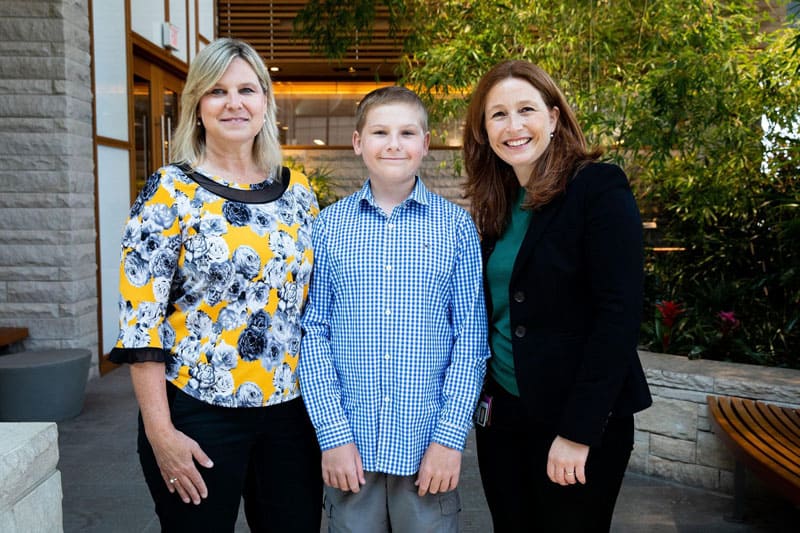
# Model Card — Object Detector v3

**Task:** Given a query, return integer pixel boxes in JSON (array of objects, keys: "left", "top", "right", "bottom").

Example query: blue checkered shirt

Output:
[{"left": 299, "top": 178, "right": 489, "bottom": 476}]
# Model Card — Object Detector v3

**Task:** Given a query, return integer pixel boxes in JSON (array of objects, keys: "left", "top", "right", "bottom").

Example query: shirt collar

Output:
[{"left": 356, "top": 176, "right": 431, "bottom": 210}]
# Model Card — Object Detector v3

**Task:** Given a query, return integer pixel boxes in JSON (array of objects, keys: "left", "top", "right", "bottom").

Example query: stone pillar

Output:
[
  {"left": 0, "top": 423, "right": 63, "bottom": 532},
  {"left": 0, "top": 1, "right": 98, "bottom": 373}
]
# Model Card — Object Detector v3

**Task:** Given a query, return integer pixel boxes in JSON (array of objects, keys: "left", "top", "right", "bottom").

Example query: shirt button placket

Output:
[{"left": 377, "top": 216, "right": 395, "bottom": 469}]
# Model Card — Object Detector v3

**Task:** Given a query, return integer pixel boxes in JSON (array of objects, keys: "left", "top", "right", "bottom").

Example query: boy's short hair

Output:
[{"left": 355, "top": 86, "right": 429, "bottom": 134}]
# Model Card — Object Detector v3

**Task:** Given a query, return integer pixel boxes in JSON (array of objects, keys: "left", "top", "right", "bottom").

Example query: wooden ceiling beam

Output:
[{"left": 217, "top": 0, "right": 405, "bottom": 81}]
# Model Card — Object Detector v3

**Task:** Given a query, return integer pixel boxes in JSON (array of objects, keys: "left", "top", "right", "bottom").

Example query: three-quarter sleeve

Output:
[{"left": 109, "top": 169, "right": 181, "bottom": 364}]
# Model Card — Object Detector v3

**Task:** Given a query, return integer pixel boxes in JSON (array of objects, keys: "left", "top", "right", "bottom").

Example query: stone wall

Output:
[
  {"left": 0, "top": 422, "right": 62, "bottom": 532},
  {"left": 0, "top": 1, "right": 97, "bottom": 370},
  {"left": 631, "top": 350, "right": 800, "bottom": 494}
]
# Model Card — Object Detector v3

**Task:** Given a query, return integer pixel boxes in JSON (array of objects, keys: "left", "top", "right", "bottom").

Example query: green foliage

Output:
[
  {"left": 408, "top": 1, "right": 800, "bottom": 369},
  {"left": 638, "top": 26, "right": 800, "bottom": 368},
  {"left": 293, "top": 1, "right": 800, "bottom": 368},
  {"left": 293, "top": 0, "right": 408, "bottom": 59},
  {"left": 284, "top": 157, "right": 340, "bottom": 209}
]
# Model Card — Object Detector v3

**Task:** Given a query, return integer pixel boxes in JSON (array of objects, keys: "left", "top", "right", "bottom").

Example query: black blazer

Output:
[{"left": 482, "top": 162, "right": 652, "bottom": 446}]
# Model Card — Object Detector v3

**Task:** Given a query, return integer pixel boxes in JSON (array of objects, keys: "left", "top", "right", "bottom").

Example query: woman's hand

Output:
[
  {"left": 547, "top": 435, "right": 590, "bottom": 486},
  {"left": 148, "top": 426, "right": 214, "bottom": 505},
  {"left": 130, "top": 362, "right": 213, "bottom": 505}
]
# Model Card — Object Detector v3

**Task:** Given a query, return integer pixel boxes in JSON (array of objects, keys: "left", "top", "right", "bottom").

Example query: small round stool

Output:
[{"left": 0, "top": 349, "right": 91, "bottom": 422}]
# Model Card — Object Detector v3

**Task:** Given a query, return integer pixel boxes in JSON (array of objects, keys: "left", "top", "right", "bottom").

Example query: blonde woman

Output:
[{"left": 110, "top": 38, "right": 321, "bottom": 532}]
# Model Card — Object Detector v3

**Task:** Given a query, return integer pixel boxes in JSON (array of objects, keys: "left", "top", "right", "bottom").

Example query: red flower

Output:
[
  {"left": 656, "top": 300, "right": 684, "bottom": 328},
  {"left": 718, "top": 310, "right": 740, "bottom": 335},
  {"left": 655, "top": 300, "right": 685, "bottom": 352}
]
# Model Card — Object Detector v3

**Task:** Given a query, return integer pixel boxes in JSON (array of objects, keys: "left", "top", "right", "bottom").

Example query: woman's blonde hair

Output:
[{"left": 171, "top": 38, "right": 281, "bottom": 170}]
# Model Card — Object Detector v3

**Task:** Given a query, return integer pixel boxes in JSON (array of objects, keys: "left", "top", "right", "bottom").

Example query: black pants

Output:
[
  {"left": 475, "top": 378, "right": 633, "bottom": 533},
  {"left": 137, "top": 385, "right": 322, "bottom": 533}
]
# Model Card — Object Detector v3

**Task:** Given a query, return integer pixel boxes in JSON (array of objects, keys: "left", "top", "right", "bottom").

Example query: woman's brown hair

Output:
[{"left": 463, "top": 60, "right": 601, "bottom": 240}]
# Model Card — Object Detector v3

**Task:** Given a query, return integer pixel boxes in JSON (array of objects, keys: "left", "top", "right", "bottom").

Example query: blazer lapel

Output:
[{"left": 510, "top": 194, "right": 565, "bottom": 283}]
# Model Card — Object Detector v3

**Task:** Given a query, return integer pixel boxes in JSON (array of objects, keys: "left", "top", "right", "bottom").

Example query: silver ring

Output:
[{"left": 169, "top": 477, "right": 178, "bottom": 484}]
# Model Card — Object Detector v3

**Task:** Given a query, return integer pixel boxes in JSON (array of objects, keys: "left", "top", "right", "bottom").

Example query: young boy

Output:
[{"left": 299, "top": 86, "right": 489, "bottom": 532}]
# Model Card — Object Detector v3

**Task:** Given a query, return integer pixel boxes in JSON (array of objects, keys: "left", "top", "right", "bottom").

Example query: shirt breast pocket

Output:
[{"left": 414, "top": 239, "right": 455, "bottom": 291}]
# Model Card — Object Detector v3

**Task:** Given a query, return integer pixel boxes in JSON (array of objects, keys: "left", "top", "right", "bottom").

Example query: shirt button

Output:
[
  {"left": 514, "top": 325, "right": 527, "bottom": 338},
  {"left": 384, "top": 396, "right": 391, "bottom": 403},
  {"left": 385, "top": 264, "right": 392, "bottom": 272},
  {"left": 384, "top": 353, "right": 390, "bottom": 360},
  {"left": 513, "top": 290, "right": 525, "bottom": 303},
  {"left": 385, "top": 308, "right": 392, "bottom": 316},
  {"left": 387, "top": 223, "right": 395, "bottom": 229}
]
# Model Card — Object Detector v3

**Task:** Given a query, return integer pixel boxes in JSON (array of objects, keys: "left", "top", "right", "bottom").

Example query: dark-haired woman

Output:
[{"left": 462, "top": 60, "right": 652, "bottom": 532}]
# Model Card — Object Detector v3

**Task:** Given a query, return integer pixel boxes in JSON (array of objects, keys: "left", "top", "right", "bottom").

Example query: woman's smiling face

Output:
[
  {"left": 483, "top": 76, "right": 559, "bottom": 185},
  {"left": 198, "top": 57, "right": 267, "bottom": 149}
]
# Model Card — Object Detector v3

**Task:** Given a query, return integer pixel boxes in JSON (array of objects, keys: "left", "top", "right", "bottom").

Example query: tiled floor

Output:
[{"left": 58, "top": 365, "right": 798, "bottom": 532}]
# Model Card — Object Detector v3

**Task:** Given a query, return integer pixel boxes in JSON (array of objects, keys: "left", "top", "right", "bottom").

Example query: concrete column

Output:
[
  {"left": 0, "top": 1, "right": 98, "bottom": 373},
  {"left": 0, "top": 423, "right": 62, "bottom": 532}
]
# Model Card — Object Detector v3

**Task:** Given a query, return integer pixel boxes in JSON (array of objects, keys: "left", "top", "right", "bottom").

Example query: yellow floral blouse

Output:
[{"left": 110, "top": 164, "right": 318, "bottom": 408}]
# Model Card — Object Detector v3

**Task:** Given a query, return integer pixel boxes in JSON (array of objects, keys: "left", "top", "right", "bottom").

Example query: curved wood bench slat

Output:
[
  {"left": 717, "top": 398, "right": 800, "bottom": 482},
  {"left": 759, "top": 402, "right": 800, "bottom": 448},
  {"left": 733, "top": 398, "right": 800, "bottom": 472},
  {"left": 719, "top": 398, "right": 796, "bottom": 471},
  {"left": 784, "top": 407, "right": 800, "bottom": 432},
  {"left": 707, "top": 395, "right": 800, "bottom": 507}
]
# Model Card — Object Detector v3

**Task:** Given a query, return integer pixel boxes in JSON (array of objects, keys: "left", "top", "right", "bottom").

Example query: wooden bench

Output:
[
  {"left": 706, "top": 395, "right": 800, "bottom": 520},
  {"left": 0, "top": 327, "right": 28, "bottom": 352}
]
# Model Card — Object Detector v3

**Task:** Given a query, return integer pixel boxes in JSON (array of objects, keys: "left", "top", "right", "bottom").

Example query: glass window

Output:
[
  {"left": 92, "top": 0, "right": 128, "bottom": 140},
  {"left": 274, "top": 82, "right": 375, "bottom": 146},
  {"left": 273, "top": 82, "right": 463, "bottom": 147}
]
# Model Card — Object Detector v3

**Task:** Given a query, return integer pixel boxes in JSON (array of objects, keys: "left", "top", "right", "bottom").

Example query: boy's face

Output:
[{"left": 353, "top": 102, "right": 430, "bottom": 187}]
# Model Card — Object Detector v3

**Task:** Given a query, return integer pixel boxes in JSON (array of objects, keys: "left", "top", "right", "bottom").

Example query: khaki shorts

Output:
[{"left": 323, "top": 471, "right": 461, "bottom": 533}]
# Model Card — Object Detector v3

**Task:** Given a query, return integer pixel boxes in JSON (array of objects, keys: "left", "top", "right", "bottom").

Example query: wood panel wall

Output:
[{"left": 217, "top": 0, "right": 406, "bottom": 80}]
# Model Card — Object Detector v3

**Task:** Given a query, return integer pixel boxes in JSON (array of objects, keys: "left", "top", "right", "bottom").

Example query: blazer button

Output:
[
  {"left": 514, "top": 325, "right": 526, "bottom": 338},
  {"left": 513, "top": 291, "right": 525, "bottom": 303}
]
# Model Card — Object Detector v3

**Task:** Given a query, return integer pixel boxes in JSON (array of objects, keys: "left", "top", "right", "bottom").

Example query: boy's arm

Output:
[
  {"left": 432, "top": 212, "right": 490, "bottom": 451},
  {"left": 298, "top": 213, "right": 355, "bottom": 451}
]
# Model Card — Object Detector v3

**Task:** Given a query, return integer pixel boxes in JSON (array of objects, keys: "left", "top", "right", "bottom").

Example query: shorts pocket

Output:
[
  {"left": 323, "top": 492, "right": 334, "bottom": 519},
  {"left": 439, "top": 489, "right": 461, "bottom": 516}
]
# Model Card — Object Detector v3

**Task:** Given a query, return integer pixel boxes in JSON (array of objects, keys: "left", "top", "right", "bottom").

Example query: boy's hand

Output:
[
  {"left": 415, "top": 442, "right": 461, "bottom": 496},
  {"left": 546, "top": 435, "right": 589, "bottom": 486},
  {"left": 322, "top": 443, "right": 366, "bottom": 493}
]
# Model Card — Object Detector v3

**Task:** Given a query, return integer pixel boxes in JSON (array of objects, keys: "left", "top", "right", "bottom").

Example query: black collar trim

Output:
[{"left": 174, "top": 162, "right": 290, "bottom": 204}]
